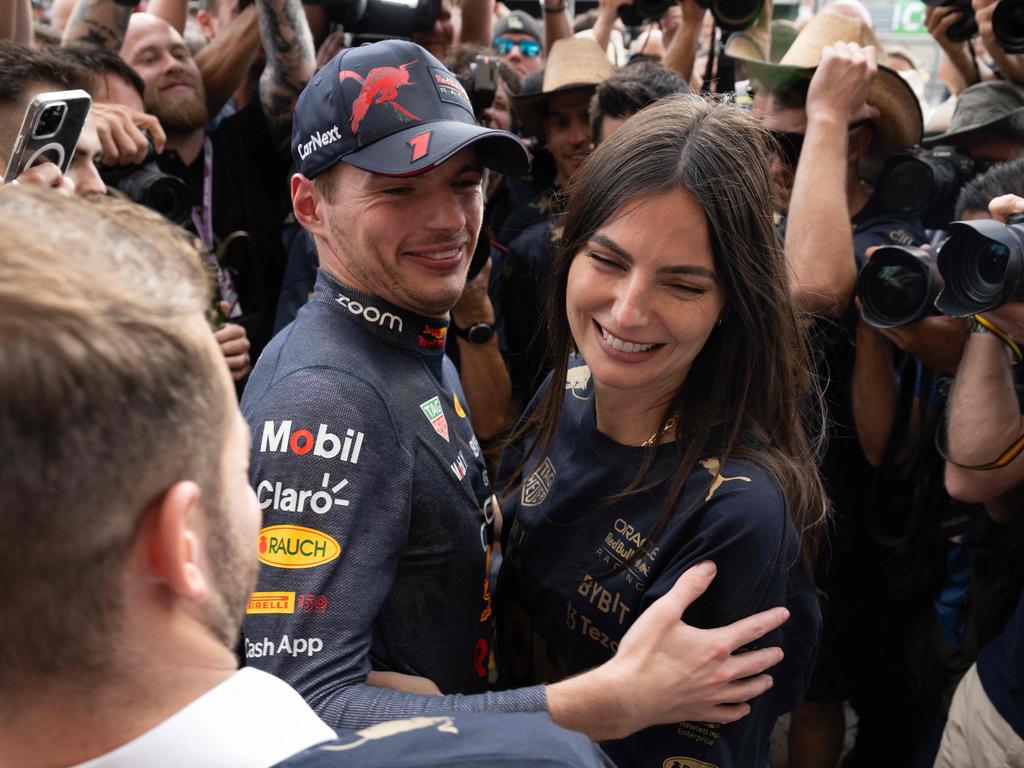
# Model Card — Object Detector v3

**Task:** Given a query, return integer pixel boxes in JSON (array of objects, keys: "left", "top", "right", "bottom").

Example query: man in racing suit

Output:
[{"left": 242, "top": 39, "right": 792, "bottom": 740}]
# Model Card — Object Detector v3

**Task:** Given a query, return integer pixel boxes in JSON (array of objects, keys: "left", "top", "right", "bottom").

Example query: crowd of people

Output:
[{"left": 3, "top": 0, "right": 1024, "bottom": 766}]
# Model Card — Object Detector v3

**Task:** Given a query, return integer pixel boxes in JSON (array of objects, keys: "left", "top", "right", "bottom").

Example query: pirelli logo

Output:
[{"left": 247, "top": 591, "right": 296, "bottom": 614}]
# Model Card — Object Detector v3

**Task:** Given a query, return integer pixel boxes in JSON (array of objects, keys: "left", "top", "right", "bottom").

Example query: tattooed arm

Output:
[
  {"left": 255, "top": 0, "right": 315, "bottom": 153},
  {"left": 61, "top": 0, "right": 131, "bottom": 50}
]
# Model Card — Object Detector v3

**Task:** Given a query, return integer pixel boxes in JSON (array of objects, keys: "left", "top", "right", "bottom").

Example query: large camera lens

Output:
[
  {"left": 858, "top": 246, "right": 941, "bottom": 328},
  {"left": 995, "top": 0, "right": 1024, "bottom": 53},
  {"left": 102, "top": 161, "right": 190, "bottom": 225},
  {"left": 707, "top": 0, "right": 763, "bottom": 31},
  {"left": 33, "top": 103, "right": 67, "bottom": 138},
  {"left": 936, "top": 217, "right": 1024, "bottom": 316},
  {"left": 620, "top": 0, "right": 674, "bottom": 26},
  {"left": 923, "top": 0, "right": 978, "bottom": 41},
  {"left": 879, "top": 156, "right": 935, "bottom": 213},
  {"left": 878, "top": 146, "right": 975, "bottom": 230}
]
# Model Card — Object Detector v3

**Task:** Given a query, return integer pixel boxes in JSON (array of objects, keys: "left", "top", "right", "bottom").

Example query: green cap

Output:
[{"left": 925, "top": 81, "right": 1024, "bottom": 145}]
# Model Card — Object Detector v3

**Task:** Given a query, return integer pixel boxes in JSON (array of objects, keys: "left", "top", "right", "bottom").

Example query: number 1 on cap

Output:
[{"left": 408, "top": 130, "right": 432, "bottom": 163}]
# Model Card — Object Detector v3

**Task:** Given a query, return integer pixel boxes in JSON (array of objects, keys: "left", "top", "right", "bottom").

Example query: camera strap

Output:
[
  {"left": 936, "top": 415, "right": 1024, "bottom": 471},
  {"left": 191, "top": 136, "right": 242, "bottom": 319}
]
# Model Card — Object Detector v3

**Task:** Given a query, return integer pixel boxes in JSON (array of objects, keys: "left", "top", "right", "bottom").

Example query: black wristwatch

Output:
[{"left": 452, "top": 321, "right": 495, "bottom": 345}]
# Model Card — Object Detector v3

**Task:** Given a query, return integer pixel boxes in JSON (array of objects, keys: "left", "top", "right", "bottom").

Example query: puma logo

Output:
[
  {"left": 700, "top": 458, "right": 751, "bottom": 501},
  {"left": 565, "top": 365, "right": 592, "bottom": 400}
]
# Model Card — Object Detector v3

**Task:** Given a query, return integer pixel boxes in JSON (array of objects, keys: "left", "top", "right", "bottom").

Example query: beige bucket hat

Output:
[{"left": 511, "top": 37, "right": 614, "bottom": 136}]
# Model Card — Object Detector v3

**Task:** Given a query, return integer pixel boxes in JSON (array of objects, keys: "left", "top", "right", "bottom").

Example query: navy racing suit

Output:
[{"left": 241, "top": 270, "right": 547, "bottom": 729}]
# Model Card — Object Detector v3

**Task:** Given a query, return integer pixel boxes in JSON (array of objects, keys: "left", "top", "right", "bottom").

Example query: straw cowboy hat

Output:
[
  {"left": 511, "top": 37, "right": 613, "bottom": 137},
  {"left": 726, "top": 6, "right": 923, "bottom": 179}
]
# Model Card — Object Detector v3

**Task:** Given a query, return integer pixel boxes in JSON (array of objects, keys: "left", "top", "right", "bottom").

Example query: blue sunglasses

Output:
[{"left": 493, "top": 36, "right": 542, "bottom": 58}]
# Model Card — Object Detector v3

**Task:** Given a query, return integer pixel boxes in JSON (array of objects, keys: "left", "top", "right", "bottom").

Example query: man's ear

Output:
[
  {"left": 140, "top": 481, "right": 210, "bottom": 603},
  {"left": 196, "top": 9, "right": 217, "bottom": 41},
  {"left": 292, "top": 173, "right": 328, "bottom": 238},
  {"left": 848, "top": 124, "right": 874, "bottom": 163}
]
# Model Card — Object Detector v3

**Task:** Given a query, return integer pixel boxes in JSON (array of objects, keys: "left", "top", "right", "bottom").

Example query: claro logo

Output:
[
  {"left": 257, "top": 525, "right": 341, "bottom": 568},
  {"left": 260, "top": 421, "right": 364, "bottom": 464},
  {"left": 336, "top": 294, "right": 403, "bottom": 332}
]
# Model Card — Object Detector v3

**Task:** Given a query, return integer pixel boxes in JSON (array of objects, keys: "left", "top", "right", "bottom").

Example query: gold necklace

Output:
[{"left": 641, "top": 413, "right": 680, "bottom": 447}]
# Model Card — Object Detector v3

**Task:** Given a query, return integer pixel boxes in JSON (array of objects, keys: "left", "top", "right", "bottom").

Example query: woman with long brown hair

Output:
[{"left": 495, "top": 94, "right": 827, "bottom": 767}]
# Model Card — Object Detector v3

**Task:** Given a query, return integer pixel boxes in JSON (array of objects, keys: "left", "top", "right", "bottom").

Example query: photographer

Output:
[
  {"left": 493, "top": 37, "right": 612, "bottom": 410},
  {"left": 740, "top": 9, "right": 930, "bottom": 765},
  {"left": 926, "top": 3, "right": 994, "bottom": 92},
  {"left": 935, "top": 192, "right": 1024, "bottom": 767},
  {"left": 924, "top": 80, "right": 1024, "bottom": 172},
  {"left": 63, "top": 0, "right": 315, "bottom": 360}
]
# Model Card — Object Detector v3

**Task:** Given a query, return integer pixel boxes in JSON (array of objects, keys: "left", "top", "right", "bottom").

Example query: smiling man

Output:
[
  {"left": 63, "top": 0, "right": 315, "bottom": 360},
  {"left": 241, "top": 39, "right": 794, "bottom": 739}
]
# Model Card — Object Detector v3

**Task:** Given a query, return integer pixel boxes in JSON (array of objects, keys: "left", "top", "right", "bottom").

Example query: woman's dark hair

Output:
[{"left": 508, "top": 94, "right": 829, "bottom": 564}]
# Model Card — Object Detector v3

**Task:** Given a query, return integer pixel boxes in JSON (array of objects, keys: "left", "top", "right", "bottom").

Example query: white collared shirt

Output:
[{"left": 72, "top": 668, "right": 337, "bottom": 768}]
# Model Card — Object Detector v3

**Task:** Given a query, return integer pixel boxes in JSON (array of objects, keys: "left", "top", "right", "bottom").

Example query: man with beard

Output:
[
  {"left": 492, "top": 37, "right": 612, "bottom": 411},
  {"left": 63, "top": 0, "right": 315, "bottom": 361},
  {"left": 0, "top": 185, "right": 618, "bottom": 768}
]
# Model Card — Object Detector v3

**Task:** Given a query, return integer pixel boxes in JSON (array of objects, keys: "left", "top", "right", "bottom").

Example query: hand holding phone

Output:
[{"left": 3, "top": 89, "right": 91, "bottom": 184}]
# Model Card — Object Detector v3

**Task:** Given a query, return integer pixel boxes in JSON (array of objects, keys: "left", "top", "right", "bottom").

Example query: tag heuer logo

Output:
[
  {"left": 419, "top": 395, "right": 450, "bottom": 442},
  {"left": 522, "top": 457, "right": 556, "bottom": 507}
]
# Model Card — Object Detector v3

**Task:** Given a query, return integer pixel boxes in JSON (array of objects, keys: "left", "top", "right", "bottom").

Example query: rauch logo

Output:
[
  {"left": 258, "top": 525, "right": 341, "bottom": 568},
  {"left": 260, "top": 421, "right": 364, "bottom": 464}
]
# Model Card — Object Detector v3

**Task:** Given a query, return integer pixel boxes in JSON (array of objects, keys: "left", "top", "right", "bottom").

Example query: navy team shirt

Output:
[
  {"left": 241, "top": 269, "right": 546, "bottom": 729},
  {"left": 495, "top": 362, "right": 822, "bottom": 768}
]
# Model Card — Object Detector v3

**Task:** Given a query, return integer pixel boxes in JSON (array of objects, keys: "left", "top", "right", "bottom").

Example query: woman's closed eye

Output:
[{"left": 586, "top": 251, "right": 625, "bottom": 270}]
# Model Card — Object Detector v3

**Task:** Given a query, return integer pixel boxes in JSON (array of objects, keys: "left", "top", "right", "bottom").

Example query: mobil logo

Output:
[
  {"left": 260, "top": 420, "right": 364, "bottom": 464},
  {"left": 258, "top": 525, "right": 341, "bottom": 569}
]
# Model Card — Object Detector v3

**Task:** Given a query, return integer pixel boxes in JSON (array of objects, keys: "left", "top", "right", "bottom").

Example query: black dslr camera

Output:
[
  {"left": 995, "top": 0, "right": 1024, "bottom": 52},
  {"left": 619, "top": 0, "right": 761, "bottom": 30},
  {"left": 877, "top": 145, "right": 976, "bottom": 230},
  {"left": 922, "top": 0, "right": 978, "bottom": 42},
  {"left": 936, "top": 214, "right": 1024, "bottom": 316},
  {"left": 303, "top": 0, "right": 441, "bottom": 39},
  {"left": 100, "top": 142, "right": 190, "bottom": 225},
  {"left": 458, "top": 55, "right": 499, "bottom": 120},
  {"left": 858, "top": 246, "right": 942, "bottom": 328}
]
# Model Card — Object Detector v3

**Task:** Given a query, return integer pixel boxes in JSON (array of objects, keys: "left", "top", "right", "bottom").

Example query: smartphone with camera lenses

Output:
[{"left": 2, "top": 90, "right": 91, "bottom": 184}]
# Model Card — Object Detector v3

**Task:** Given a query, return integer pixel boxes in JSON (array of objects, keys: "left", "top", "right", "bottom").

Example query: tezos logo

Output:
[
  {"left": 260, "top": 421, "right": 364, "bottom": 464},
  {"left": 337, "top": 294, "right": 403, "bottom": 332},
  {"left": 297, "top": 125, "right": 342, "bottom": 160},
  {"left": 257, "top": 525, "right": 341, "bottom": 568},
  {"left": 258, "top": 472, "right": 350, "bottom": 514}
]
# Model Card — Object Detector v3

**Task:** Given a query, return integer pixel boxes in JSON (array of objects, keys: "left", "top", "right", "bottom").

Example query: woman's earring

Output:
[{"left": 715, "top": 317, "right": 723, "bottom": 327}]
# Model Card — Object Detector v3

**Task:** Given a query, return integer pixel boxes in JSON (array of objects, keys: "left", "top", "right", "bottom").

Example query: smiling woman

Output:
[{"left": 495, "top": 94, "right": 829, "bottom": 768}]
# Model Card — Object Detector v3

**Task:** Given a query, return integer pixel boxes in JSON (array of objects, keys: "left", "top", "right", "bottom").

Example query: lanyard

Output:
[
  {"left": 191, "top": 136, "right": 215, "bottom": 249},
  {"left": 191, "top": 137, "right": 242, "bottom": 319}
]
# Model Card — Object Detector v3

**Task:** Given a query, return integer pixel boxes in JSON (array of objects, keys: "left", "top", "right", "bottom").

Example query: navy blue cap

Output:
[{"left": 292, "top": 39, "right": 531, "bottom": 179}]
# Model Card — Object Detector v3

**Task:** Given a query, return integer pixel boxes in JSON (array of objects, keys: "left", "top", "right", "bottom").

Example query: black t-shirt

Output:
[
  {"left": 157, "top": 100, "right": 289, "bottom": 358},
  {"left": 495, "top": 362, "right": 821, "bottom": 768},
  {"left": 849, "top": 193, "right": 927, "bottom": 267},
  {"left": 490, "top": 219, "right": 559, "bottom": 409}
]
